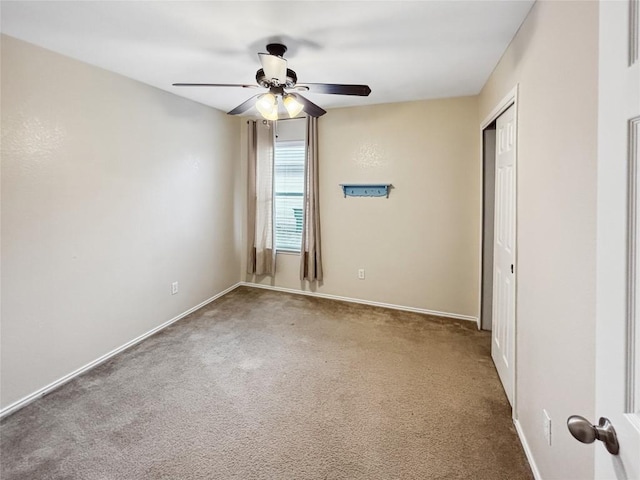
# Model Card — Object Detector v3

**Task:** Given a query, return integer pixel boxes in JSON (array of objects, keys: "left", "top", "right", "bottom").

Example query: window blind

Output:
[{"left": 274, "top": 140, "right": 305, "bottom": 252}]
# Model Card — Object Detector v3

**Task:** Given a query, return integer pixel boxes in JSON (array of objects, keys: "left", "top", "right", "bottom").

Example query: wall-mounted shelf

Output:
[{"left": 339, "top": 184, "right": 392, "bottom": 198}]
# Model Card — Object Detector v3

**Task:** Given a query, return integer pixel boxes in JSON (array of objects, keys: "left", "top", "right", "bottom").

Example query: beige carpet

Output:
[{"left": 1, "top": 287, "right": 533, "bottom": 479}]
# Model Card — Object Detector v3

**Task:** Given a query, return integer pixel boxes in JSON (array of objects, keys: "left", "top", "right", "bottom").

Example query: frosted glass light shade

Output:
[
  {"left": 262, "top": 103, "right": 278, "bottom": 121},
  {"left": 256, "top": 93, "right": 277, "bottom": 120},
  {"left": 283, "top": 95, "right": 304, "bottom": 118}
]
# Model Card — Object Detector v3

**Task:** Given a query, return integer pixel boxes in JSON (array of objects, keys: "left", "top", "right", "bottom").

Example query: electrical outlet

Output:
[
  {"left": 542, "top": 409, "right": 552, "bottom": 446},
  {"left": 171, "top": 281, "right": 179, "bottom": 295},
  {"left": 358, "top": 268, "right": 365, "bottom": 280}
]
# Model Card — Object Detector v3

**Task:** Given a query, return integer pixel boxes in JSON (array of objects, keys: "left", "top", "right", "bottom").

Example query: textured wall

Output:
[
  {"left": 1, "top": 35, "right": 241, "bottom": 409},
  {"left": 479, "top": 1, "right": 599, "bottom": 478},
  {"left": 242, "top": 97, "right": 481, "bottom": 320}
]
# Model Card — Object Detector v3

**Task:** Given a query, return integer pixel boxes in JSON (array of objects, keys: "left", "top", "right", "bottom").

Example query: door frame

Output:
[{"left": 477, "top": 84, "right": 519, "bottom": 415}]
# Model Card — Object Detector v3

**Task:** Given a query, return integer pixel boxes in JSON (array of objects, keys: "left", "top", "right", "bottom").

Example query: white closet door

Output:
[{"left": 492, "top": 104, "right": 516, "bottom": 406}]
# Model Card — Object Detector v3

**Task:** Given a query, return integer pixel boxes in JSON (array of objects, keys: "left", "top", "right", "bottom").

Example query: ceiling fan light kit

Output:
[
  {"left": 256, "top": 93, "right": 277, "bottom": 119},
  {"left": 173, "top": 43, "right": 371, "bottom": 120},
  {"left": 283, "top": 94, "right": 304, "bottom": 118}
]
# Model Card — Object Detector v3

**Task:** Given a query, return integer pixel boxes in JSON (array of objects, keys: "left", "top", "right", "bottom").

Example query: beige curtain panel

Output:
[
  {"left": 300, "top": 116, "right": 323, "bottom": 281},
  {"left": 246, "top": 120, "right": 276, "bottom": 276}
]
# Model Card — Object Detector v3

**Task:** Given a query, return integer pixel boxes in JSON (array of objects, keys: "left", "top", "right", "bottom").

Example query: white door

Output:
[
  {"left": 492, "top": 104, "right": 516, "bottom": 406},
  {"left": 592, "top": 0, "right": 640, "bottom": 478}
]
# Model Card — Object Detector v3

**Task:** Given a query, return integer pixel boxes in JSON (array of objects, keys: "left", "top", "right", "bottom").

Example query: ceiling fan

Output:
[{"left": 173, "top": 43, "right": 371, "bottom": 120}]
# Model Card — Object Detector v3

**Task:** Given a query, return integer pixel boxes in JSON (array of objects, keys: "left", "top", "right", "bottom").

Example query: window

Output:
[{"left": 274, "top": 140, "right": 305, "bottom": 252}]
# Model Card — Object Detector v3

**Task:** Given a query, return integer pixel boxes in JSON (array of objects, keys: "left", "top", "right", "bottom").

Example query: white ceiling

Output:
[{"left": 0, "top": 1, "right": 534, "bottom": 115}]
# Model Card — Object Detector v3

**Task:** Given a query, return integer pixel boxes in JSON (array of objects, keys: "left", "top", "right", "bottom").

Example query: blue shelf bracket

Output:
[{"left": 339, "top": 184, "right": 392, "bottom": 198}]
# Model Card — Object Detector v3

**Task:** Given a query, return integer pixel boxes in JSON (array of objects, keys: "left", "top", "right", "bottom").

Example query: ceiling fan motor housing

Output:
[{"left": 255, "top": 68, "right": 297, "bottom": 88}]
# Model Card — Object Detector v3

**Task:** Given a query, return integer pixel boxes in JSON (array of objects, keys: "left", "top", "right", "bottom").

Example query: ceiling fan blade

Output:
[
  {"left": 258, "top": 53, "right": 287, "bottom": 84},
  {"left": 173, "top": 83, "right": 258, "bottom": 88},
  {"left": 227, "top": 94, "right": 261, "bottom": 115},
  {"left": 296, "top": 83, "right": 371, "bottom": 96},
  {"left": 291, "top": 93, "right": 327, "bottom": 117}
]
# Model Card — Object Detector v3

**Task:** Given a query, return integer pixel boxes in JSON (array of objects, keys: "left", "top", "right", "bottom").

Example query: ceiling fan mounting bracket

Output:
[{"left": 266, "top": 43, "right": 287, "bottom": 57}]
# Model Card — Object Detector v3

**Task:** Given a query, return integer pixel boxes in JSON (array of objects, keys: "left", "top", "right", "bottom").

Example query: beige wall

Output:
[
  {"left": 479, "top": 1, "right": 598, "bottom": 478},
  {"left": 0, "top": 35, "right": 242, "bottom": 409},
  {"left": 243, "top": 97, "right": 481, "bottom": 320},
  {"left": 2, "top": 6, "right": 602, "bottom": 475}
]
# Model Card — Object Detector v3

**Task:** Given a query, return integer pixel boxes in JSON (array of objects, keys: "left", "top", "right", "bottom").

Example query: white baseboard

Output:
[
  {"left": 0, "top": 282, "right": 242, "bottom": 419},
  {"left": 514, "top": 419, "right": 543, "bottom": 480},
  {"left": 241, "top": 282, "right": 478, "bottom": 323}
]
